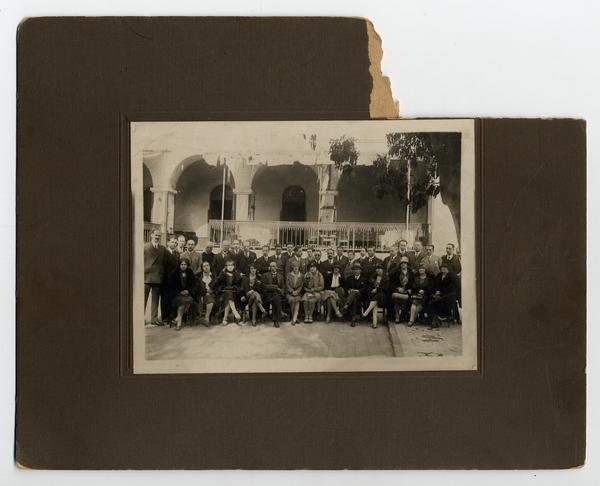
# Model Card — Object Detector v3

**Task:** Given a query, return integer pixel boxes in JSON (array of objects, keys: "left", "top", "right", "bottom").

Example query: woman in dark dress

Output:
[
  {"left": 197, "top": 260, "right": 215, "bottom": 326},
  {"left": 240, "top": 263, "right": 267, "bottom": 326},
  {"left": 390, "top": 257, "right": 414, "bottom": 323},
  {"left": 429, "top": 262, "right": 459, "bottom": 328},
  {"left": 362, "top": 264, "right": 389, "bottom": 329},
  {"left": 407, "top": 263, "right": 433, "bottom": 327},
  {"left": 165, "top": 258, "right": 197, "bottom": 331},
  {"left": 214, "top": 259, "right": 243, "bottom": 325}
]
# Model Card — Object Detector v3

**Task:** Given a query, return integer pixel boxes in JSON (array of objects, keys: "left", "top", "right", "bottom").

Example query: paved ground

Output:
[{"left": 146, "top": 319, "right": 462, "bottom": 360}]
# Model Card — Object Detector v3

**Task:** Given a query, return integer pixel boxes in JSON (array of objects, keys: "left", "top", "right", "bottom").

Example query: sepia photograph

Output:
[{"left": 131, "top": 119, "right": 476, "bottom": 373}]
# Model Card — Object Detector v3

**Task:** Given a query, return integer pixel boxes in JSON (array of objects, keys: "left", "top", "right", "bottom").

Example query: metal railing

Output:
[{"left": 208, "top": 219, "right": 429, "bottom": 250}]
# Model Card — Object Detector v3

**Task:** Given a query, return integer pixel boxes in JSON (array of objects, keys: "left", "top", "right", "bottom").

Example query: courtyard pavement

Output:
[{"left": 145, "top": 319, "right": 462, "bottom": 360}]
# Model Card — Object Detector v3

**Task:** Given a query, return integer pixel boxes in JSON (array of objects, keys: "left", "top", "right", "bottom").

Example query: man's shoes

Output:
[{"left": 274, "top": 321, "right": 280, "bottom": 328}]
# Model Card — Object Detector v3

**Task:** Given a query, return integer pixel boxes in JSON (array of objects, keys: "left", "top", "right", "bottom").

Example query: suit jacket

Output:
[
  {"left": 324, "top": 271, "right": 345, "bottom": 291},
  {"left": 180, "top": 250, "right": 202, "bottom": 274},
  {"left": 440, "top": 255, "right": 462, "bottom": 276},
  {"left": 271, "top": 253, "right": 286, "bottom": 275},
  {"left": 144, "top": 242, "right": 168, "bottom": 284},
  {"left": 382, "top": 254, "right": 402, "bottom": 278},
  {"left": 255, "top": 255, "right": 272, "bottom": 275},
  {"left": 212, "top": 253, "right": 226, "bottom": 275},
  {"left": 334, "top": 254, "right": 349, "bottom": 273},
  {"left": 412, "top": 250, "right": 428, "bottom": 270},
  {"left": 262, "top": 271, "right": 285, "bottom": 294},
  {"left": 423, "top": 253, "right": 441, "bottom": 276},
  {"left": 362, "top": 256, "right": 382, "bottom": 280},
  {"left": 237, "top": 250, "right": 257, "bottom": 275},
  {"left": 346, "top": 273, "right": 368, "bottom": 298},
  {"left": 163, "top": 249, "right": 180, "bottom": 284},
  {"left": 319, "top": 258, "right": 336, "bottom": 279}
]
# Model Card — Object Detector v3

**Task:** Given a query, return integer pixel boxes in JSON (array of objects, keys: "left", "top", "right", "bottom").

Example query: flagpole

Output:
[
  {"left": 220, "top": 160, "right": 226, "bottom": 246},
  {"left": 406, "top": 159, "right": 411, "bottom": 231}
]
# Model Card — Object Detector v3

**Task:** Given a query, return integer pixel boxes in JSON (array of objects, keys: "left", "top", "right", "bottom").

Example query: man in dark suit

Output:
[
  {"left": 237, "top": 240, "right": 257, "bottom": 275},
  {"left": 334, "top": 247, "right": 350, "bottom": 275},
  {"left": 280, "top": 243, "right": 295, "bottom": 275},
  {"left": 201, "top": 241, "right": 215, "bottom": 272},
  {"left": 160, "top": 236, "right": 180, "bottom": 323},
  {"left": 382, "top": 245, "right": 401, "bottom": 279},
  {"left": 144, "top": 230, "right": 168, "bottom": 327},
  {"left": 319, "top": 248, "right": 336, "bottom": 281},
  {"left": 440, "top": 243, "right": 462, "bottom": 276},
  {"left": 344, "top": 263, "right": 368, "bottom": 325},
  {"left": 271, "top": 244, "right": 286, "bottom": 275},
  {"left": 212, "top": 239, "right": 232, "bottom": 275},
  {"left": 362, "top": 246, "right": 382, "bottom": 281},
  {"left": 262, "top": 261, "right": 285, "bottom": 327},
  {"left": 255, "top": 245, "right": 271, "bottom": 275},
  {"left": 411, "top": 240, "right": 427, "bottom": 272},
  {"left": 397, "top": 239, "right": 415, "bottom": 269}
]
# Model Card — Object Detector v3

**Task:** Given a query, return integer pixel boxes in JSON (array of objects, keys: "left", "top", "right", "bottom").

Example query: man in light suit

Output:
[
  {"left": 181, "top": 238, "right": 203, "bottom": 275},
  {"left": 144, "top": 229, "right": 168, "bottom": 327}
]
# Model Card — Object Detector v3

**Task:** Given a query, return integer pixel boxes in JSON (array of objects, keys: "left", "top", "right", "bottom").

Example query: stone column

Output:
[
  {"left": 150, "top": 187, "right": 177, "bottom": 242},
  {"left": 233, "top": 188, "right": 253, "bottom": 221},
  {"left": 319, "top": 189, "right": 338, "bottom": 223}
]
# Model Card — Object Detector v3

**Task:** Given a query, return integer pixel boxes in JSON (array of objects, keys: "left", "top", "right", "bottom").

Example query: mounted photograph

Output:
[{"left": 131, "top": 119, "right": 477, "bottom": 373}]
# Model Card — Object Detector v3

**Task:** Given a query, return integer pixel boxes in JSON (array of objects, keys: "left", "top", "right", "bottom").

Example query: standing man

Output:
[
  {"left": 213, "top": 239, "right": 231, "bottom": 275},
  {"left": 423, "top": 244, "right": 440, "bottom": 277},
  {"left": 411, "top": 240, "right": 427, "bottom": 271},
  {"left": 262, "top": 261, "right": 285, "bottom": 327},
  {"left": 201, "top": 241, "right": 215, "bottom": 272},
  {"left": 280, "top": 243, "right": 295, "bottom": 275},
  {"left": 237, "top": 240, "right": 257, "bottom": 275},
  {"left": 175, "top": 234, "right": 187, "bottom": 256},
  {"left": 383, "top": 245, "right": 401, "bottom": 279},
  {"left": 440, "top": 243, "right": 462, "bottom": 276},
  {"left": 182, "top": 238, "right": 202, "bottom": 275},
  {"left": 144, "top": 230, "right": 167, "bottom": 327},
  {"left": 272, "top": 244, "right": 285, "bottom": 275},
  {"left": 397, "top": 239, "right": 416, "bottom": 269},
  {"left": 362, "top": 246, "right": 382, "bottom": 281},
  {"left": 285, "top": 246, "right": 305, "bottom": 276},
  {"left": 255, "top": 245, "right": 271, "bottom": 275},
  {"left": 334, "top": 247, "right": 349, "bottom": 275},
  {"left": 160, "top": 235, "right": 179, "bottom": 324},
  {"left": 319, "top": 247, "right": 336, "bottom": 281}
]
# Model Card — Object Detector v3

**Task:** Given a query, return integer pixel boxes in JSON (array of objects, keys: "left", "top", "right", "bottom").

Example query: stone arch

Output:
[
  {"left": 251, "top": 162, "right": 319, "bottom": 221},
  {"left": 173, "top": 159, "right": 236, "bottom": 236}
]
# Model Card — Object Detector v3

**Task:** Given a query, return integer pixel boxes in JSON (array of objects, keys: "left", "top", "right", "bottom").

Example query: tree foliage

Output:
[{"left": 329, "top": 132, "right": 462, "bottom": 240}]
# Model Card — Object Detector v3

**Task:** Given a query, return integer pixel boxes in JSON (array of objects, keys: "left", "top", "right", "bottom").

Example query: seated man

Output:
[
  {"left": 429, "top": 262, "right": 459, "bottom": 328},
  {"left": 261, "top": 261, "right": 285, "bottom": 328},
  {"left": 321, "top": 263, "right": 345, "bottom": 323},
  {"left": 344, "top": 262, "right": 368, "bottom": 326},
  {"left": 302, "top": 261, "right": 324, "bottom": 323}
]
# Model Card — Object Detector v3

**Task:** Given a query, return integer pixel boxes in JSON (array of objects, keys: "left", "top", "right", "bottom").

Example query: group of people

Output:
[{"left": 144, "top": 230, "right": 461, "bottom": 330}]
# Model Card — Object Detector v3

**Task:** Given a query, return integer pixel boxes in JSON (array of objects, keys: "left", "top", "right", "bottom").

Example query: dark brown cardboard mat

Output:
[{"left": 16, "top": 17, "right": 585, "bottom": 469}]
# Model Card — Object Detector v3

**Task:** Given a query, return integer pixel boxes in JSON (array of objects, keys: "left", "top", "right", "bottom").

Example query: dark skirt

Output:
[{"left": 172, "top": 293, "right": 194, "bottom": 308}]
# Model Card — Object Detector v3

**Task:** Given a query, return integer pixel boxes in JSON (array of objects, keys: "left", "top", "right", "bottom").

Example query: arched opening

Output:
[
  {"left": 251, "top": 162, "right": 319, "bottom": 221},
  {"left": 281, "top": 185, "right": 306, "bottom": 221},
  {"left": 143, "top": 164, "right": 154, "bottom": 222},
  {"left": 173, "top": 159, "right": 235, "bottom": 237},
  {"left": 209, "top": 184, "right": 233, "bottom": 220}
]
